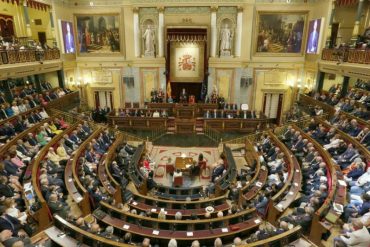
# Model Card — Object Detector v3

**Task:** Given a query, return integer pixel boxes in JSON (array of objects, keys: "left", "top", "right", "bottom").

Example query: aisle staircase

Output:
[{"left": 166, "top": 117, "right": 176, "bottom": 134}]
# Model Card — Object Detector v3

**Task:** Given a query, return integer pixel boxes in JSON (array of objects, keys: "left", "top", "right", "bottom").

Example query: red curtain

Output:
[
  {"left": 26, "top": 0, "right": 50, "bottom": 11},
  {"left": 0, "top": 14, "right": 14, "bottom": 38},
  {"left": 0, "top": 0, "right": 20, "bottom": 5},
  {"left": 336, "top": 0, "right": 358, "bottom": 6}
]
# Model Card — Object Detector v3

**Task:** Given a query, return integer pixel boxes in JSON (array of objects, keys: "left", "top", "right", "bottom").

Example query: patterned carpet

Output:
[{"left": 149, "top": 145, "right": 221, "bottom": 187}]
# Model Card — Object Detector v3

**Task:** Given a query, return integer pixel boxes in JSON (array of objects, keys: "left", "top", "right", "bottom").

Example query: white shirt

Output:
[
  {"left": 12, "top": 105, "right": 20, "bottom": 115},
  {"left": 40, "top": 110, "right": 49, "bottom": 119},
  {"left": 356, "top": 171, "right": 370, "bottom": 187}
]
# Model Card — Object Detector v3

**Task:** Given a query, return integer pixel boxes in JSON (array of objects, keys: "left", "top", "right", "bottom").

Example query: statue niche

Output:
[
  {"left": 141, "top": 19, "right": 156, "bottom": 57},
  {"left": 218, "top": 18, "right": 234, "bottom": 57}
]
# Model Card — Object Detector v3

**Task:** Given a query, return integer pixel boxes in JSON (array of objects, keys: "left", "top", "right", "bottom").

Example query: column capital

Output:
[
  {"left": 237, "top": 6, "right": 244, "bottom": 12},
  {"left": 133, "top": 7, "right": 139, "bottom": 14},
  {"left": 210, "top": 6, "right": 218, "bottom": 12},
  {"left": 157, "top": 6, "right": 164, "bottom": 13}
]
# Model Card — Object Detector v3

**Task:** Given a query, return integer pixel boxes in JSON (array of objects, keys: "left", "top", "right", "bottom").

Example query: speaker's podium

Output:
[{"left": 174, "top": 103, "right": 195, "bottom": 133}]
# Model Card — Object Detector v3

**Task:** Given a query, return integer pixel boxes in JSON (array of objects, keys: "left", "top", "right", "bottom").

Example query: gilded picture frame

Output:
[
  {"left": 74, "top": 13, "right": 123, "bottom": 56},
  {"left": 169, "top": 42, "right": 205, "bottom": 83},
  {"left": 254, "top": 11, "right": 308, "bottom": 56}
]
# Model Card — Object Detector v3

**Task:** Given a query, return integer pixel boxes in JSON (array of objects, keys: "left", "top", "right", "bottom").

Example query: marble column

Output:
[
  {"left": 49, "top": 9, "right": 56, "bottom": 46},
  {"left": 158, "top": 7, "right": 164, "bottom": 57},
  {"left": 351, "top": 0, "right": 365, "bottom": 43},
  {"left": 22, "top": 1, "right": 32, "bottom": 37},
  {"left": 133, "top": 8, "right": 140, "bottom": 57},
  {"left": 326, "top": 0, "right": 336, "bottom": 48},
  {"left": 210, "top": 6, "right": 217, "bottom": 57},
  {"left": 234, "top": 6, "right": 243, "bottom": 57}
]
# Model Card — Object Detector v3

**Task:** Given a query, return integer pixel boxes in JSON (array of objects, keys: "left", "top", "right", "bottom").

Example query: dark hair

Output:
[{"left": 198, "top": 153, "right": 204, "bottom": 161}]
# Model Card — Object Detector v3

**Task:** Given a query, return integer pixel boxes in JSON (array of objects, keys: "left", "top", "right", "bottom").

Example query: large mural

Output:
[
  {"left": 255, "top": 12, "right": 307, "bottom": 55},
  {"left": 75, "top": 14, "right": 120, "bottom": 54}
]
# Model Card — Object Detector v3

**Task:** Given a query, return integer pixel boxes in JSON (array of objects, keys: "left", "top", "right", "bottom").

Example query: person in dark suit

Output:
[
  {"left": 0, "top": 212, "right": 32, "bottom": 237},
  {"left": 47, "top": 193, "right": 69, "bottom": 218},
  {"left": 44, "top": 93, "right": 52, "bottom": 102},
  {"left": 13, "top": 117, "right": 26, "bottom": 133},
  {"left": 25, "top": 133, "right": 38, "bottom": 147},
  {"left": 179, "top": 88, "right": 188, "bottom": 103},
  {"left": 0, "top": 104, "right": 8, "bottom": 119},
  {"left": 281, "top": 206, "right": 314, "bottom": 231},
  {"left": 28, "top": 96, "right": 38, "bottom": 108},
  {"left": 335, "top": 144, "right": 358, "bottom": 169},
  {"left": 211, "top": 162, "right": 225, "bottom": 182},
  {"left": 0, "top": 93, "right": 7, "bottom": 104},
  {"left": 3, "top": 155, "right": 20, "bottom": 177},
  {"left": 70, "top": 131, "right": 82, "bottom": 144}
]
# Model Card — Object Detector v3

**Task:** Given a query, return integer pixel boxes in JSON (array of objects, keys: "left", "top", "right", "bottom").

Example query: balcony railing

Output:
[
  {"left": 321, "top": 48, "right": 370, "bottom": 64},
  {"left": 0, "top": 48, "right": 60, "bottom": 65}
]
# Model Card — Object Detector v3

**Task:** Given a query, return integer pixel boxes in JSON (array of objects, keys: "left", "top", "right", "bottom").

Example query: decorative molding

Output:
[
  {"left": 164, "top": 6, "right": 210, "bottom": 15},
  {"left": 139, "top": 7, "right": 158, "bottom": 16},
  {"left": 210, "top": 6, "right": 218, "bottom": 12},
  {"left": 217, "top": 6, "right": 237, "bottom": 14}
]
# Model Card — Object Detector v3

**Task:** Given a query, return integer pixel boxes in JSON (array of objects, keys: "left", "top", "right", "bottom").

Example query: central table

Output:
[{"left": 175, "top": 157, "right": 193, "bottom": 170}]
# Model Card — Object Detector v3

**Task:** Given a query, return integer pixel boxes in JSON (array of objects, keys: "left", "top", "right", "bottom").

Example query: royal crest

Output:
[{"left": 178, "top": 54, "right": 196, "bottom": 71}]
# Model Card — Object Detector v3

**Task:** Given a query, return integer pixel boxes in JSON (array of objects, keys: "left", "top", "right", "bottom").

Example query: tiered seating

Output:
[
  {"left": 65, "top": 126, "right": 104, "bottom": 216},
  {"left": 2, "top": 101, "right": 314, "bottom": 246},
  {"left": 31, "top": 120, "right": 77, "bottom": 230},
  {"left": 266, "top": 130, "right": 302, "bottom": 223},
  {"left": 290, "top": 124, "right": 342, "bottom": 245}
]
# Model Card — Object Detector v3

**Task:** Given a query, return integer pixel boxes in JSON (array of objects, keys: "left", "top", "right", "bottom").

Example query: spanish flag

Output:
[{"left": 166, "top": 81, "right": 172, "bottom": 98}]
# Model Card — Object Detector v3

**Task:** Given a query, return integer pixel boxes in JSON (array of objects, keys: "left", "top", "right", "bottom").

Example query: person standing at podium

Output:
[{"left": 179, "top": 88, "right": 188, "bottom": 103}]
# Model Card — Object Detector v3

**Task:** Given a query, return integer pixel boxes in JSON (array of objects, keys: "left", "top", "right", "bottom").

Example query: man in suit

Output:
[
  {"left": 82, "top": 121, "right": 91, "bottom": 134},
  {"left": 41, "top": 82, "right": 48, "bottom": 90},
  {"left": 0, "top": 104, "right": 8, "bottom": 119},
  {"left": 0, "top": 215, "right": 23, "bottom": 238},
  {"left": 70, "top": 130, "right": 82, "bottom": 144},
  {"left": 211, "top": 162, "right": 225, "bottom": 182},
  {"left": 2, "top": 123, "right": 15, "bottom": 137},
  {"left": 335, "top": 144, "right": 359, "bottom": 169},
  {"left": 16, "top": 140, "right": 34, "bottom": 158},
  {"left": 179, "top": 88, "right": 188, "bottom": 103},
  {"left": 359, "top": 129, "right": 370, "bottom": 147},
  {"left": 44, "top": 92, "right": 52, "bottom": 102},
  {"left": 0, "top": 93, "right": 6, "bottom": 104},
  {"left": 13, "top": 117, "right": 27, "bottom": 133},
  {"left": 63, "top": 134, "right": 77, "bottom": 151},
  {"left": 48, "top": 193, "right": 69, "bottom": 218},
  {"left": 347, "top": 120, "right": 362, "bottom": 137},
  {"left": 291, "top": 135, "right": 304, "bottom": 153}
]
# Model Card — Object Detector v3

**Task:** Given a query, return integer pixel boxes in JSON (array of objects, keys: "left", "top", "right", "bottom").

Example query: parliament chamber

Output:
[{"left": 0, "top": 0, "right": 370, "bottom": 246}]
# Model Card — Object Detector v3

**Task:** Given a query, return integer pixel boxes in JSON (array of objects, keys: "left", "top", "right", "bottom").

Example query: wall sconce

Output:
[{"left": 287, "top": 80, "right": 294, "bottom": 88}]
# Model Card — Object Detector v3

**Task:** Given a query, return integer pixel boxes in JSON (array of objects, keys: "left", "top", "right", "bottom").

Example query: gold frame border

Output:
[
  {"left": 169, "top": 42, "right": 205, "bottom": 83},
  {"left": 253, "top": 11, "right": 309, "bottom": 57},
  {"left": 73, "top": 13, "right": 124, "bottom": 57}
]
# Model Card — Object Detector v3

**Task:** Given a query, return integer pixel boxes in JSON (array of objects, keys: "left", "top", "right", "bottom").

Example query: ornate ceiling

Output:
[{"left": 53, "top": 0, "right": 319, "bottom": 7}]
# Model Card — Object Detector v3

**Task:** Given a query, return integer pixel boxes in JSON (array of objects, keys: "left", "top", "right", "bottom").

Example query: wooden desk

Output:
[
  {"left": 98, "top": 212, "right": 261, "bottom": 241},
  {"left": 44, "top": 226, "right": 89, "bottom": 247},
  {"left": 175, "top": 157, "right": 193, "bottom": 170}
]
